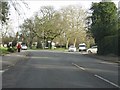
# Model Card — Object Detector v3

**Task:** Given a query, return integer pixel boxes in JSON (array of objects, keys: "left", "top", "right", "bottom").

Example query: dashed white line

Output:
[
  {"left": 72, "top": 63, "right": 119, "bottom": 88},
  {"left": 72, "top": 63, "right": 85, "bottom": 70},
  {"left": 94, "top": 74, "right": 120, "bottom": 88}
]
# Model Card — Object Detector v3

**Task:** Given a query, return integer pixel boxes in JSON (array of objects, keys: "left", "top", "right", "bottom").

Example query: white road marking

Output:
[
  {"left": 100, "top": 61, "right": 117, "bottom": 65},
  {"left": 0, "top": 69, "right": 9, "bottom": 73},
  {"left": 72, "top": 63, "right": 119, "bottom": 88},
  {"left": 94, "top": 74, "right": 120, "bottom": 88},
  {"left": 72, "top": 63, "right": 85, "bottom": 70},
  {"left": 0, "top": 70, "right": 4, "bottom": 73}
]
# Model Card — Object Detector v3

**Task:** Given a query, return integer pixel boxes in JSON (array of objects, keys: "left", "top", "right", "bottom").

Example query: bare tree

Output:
[{"left": 60, "top": 5, "right": 87, "bottom": 48}]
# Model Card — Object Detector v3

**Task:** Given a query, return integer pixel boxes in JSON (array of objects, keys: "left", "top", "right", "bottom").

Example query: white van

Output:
[{"left": 79, "top": 43, "right": 87, "bottom": 52}]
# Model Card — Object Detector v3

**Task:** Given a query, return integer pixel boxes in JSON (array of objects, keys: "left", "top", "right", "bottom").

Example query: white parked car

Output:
[
  {"left": 79, "top": 43, "right": 87, "bottom": 52},
  {"left": 68, "top": 45, "right": 76, "bottom": 52},
  {"left": 87, "top": 46, "right": 97, "bottom": 54},
  {"left": 21, "top": 44, "right": 28, "bottom": 50}
]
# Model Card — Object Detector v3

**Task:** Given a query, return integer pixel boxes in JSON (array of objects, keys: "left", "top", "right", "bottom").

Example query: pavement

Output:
[
  {"left": 64, "top": 50, "right": 119, "bottom": 63},
  {"left": 83, "top": 54, "right": 120, "bottom": 63},
  {"left": 1, "top": 50, "right": 29, "bottom": 70}
]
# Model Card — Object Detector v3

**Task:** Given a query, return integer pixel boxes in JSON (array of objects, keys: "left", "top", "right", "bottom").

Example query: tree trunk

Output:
[
  {"left": 66, "top": 38, "right": 70, "bottom": 49},
  {"left": 29, "top": 40, "right": 33, "bottom": 49},
  {"left": 73, "top": 38, "right": 76, "bottom": 47}
]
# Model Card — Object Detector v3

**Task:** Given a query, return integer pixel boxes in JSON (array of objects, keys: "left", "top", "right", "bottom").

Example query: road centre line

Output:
[
  {"left": 94, "top": 74, "right": 120, "bottom": 88},
  {"left": 72, "top": 63, "right": 85, "bottom": 70}
]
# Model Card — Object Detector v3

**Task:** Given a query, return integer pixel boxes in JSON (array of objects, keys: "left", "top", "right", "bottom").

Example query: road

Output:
[{"left": 2, "top": 50, "right": 119, "bottom": 88}]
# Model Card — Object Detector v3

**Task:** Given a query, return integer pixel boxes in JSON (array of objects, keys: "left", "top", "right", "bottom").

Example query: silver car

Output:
[{"left": 21, "top": 44, "right": 28, "bottom": 50}]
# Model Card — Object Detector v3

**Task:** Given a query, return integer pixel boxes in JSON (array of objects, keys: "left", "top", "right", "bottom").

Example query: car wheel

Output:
[{"left": 88, "top": 50, "right": 92, "bottom": 54}]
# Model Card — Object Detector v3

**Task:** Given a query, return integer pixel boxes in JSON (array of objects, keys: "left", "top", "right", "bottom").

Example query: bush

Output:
[
  {"left": 0, "top": 47, "right": 9, "bottom": 55},
  {"left": 7, "top": 47, "right": 17, "bottom": 52}
]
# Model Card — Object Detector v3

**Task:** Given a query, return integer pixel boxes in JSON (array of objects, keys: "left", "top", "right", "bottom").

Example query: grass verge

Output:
[
  {"left": 30, "top": 48, "right": 67, "bottom": 51},
  {"left": 0, "top": 47, "right": 17, "bottom": 56},
  {"left": 0, "top": 47, "right": 9, "bottom": 55}
]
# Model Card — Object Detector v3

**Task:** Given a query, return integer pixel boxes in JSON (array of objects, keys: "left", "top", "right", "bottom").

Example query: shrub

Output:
[
  {"left": 7, "top": 47, "right": 17, "bottom": 53},
  {"left": 0, "top": 47, "right": 9, "bottom": 55}
]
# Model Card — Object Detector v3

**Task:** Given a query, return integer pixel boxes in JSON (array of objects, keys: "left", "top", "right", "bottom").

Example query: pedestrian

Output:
[{"left": 17, "top": 43, "right": 21, "bottom": 52}]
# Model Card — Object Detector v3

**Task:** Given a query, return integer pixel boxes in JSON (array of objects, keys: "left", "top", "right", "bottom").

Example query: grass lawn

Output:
[
  {"left": 52, "top": 48, "right": 67, "bottom": 51},
  {"left": 30, "top": 47, "right": 67, "bottom": 51}
]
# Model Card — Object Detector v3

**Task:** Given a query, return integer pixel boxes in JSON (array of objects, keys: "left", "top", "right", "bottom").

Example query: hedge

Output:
[{"left": 97, "top": 35, "right": 119, "bottom": 56}]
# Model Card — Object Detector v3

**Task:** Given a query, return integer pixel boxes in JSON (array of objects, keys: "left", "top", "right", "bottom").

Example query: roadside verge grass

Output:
[
  {"left": 0, "top": 47, "right": 9, "bottom": 55},
  {"left": 0, "top": 47, "right": 17, "bottom": 55},
  {"left": 30, "top": 48, "right": 67, "bottom": 52}
]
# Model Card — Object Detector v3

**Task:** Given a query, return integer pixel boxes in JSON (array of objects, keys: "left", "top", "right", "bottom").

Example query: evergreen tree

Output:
[{"left": 90, "top": 2, "right": 118, "bottom": 54}]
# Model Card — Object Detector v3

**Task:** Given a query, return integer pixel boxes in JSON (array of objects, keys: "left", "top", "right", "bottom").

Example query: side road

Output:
[{"left": 1, "top": 51, "right": 29, "bottom": 70}]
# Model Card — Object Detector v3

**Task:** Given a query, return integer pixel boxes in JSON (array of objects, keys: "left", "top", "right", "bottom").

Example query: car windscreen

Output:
[
  {"left": 22, "top": 44, "right": 26, "bottom": 46},
  {"left": 70, "top": 46, "right": 75, "bottom": 48},
  {"left": 92, "top": 46, "right": 97, "bottom": 48},
  {"left": 79, "top": 45, "right": 86, "bottom": 47}
]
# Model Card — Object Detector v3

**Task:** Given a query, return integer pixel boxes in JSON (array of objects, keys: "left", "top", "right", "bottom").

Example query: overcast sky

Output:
[
  {"left": 9, "top": 0, "right": 119, "bottom": 33},
  {"left": 23, "top": 0, "right": 119, "bottom": 18}
]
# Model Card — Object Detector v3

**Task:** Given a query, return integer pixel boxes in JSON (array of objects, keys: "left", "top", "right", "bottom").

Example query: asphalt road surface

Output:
[{"left": 2, "top": 50, "right": 119, "bottom": 88}]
